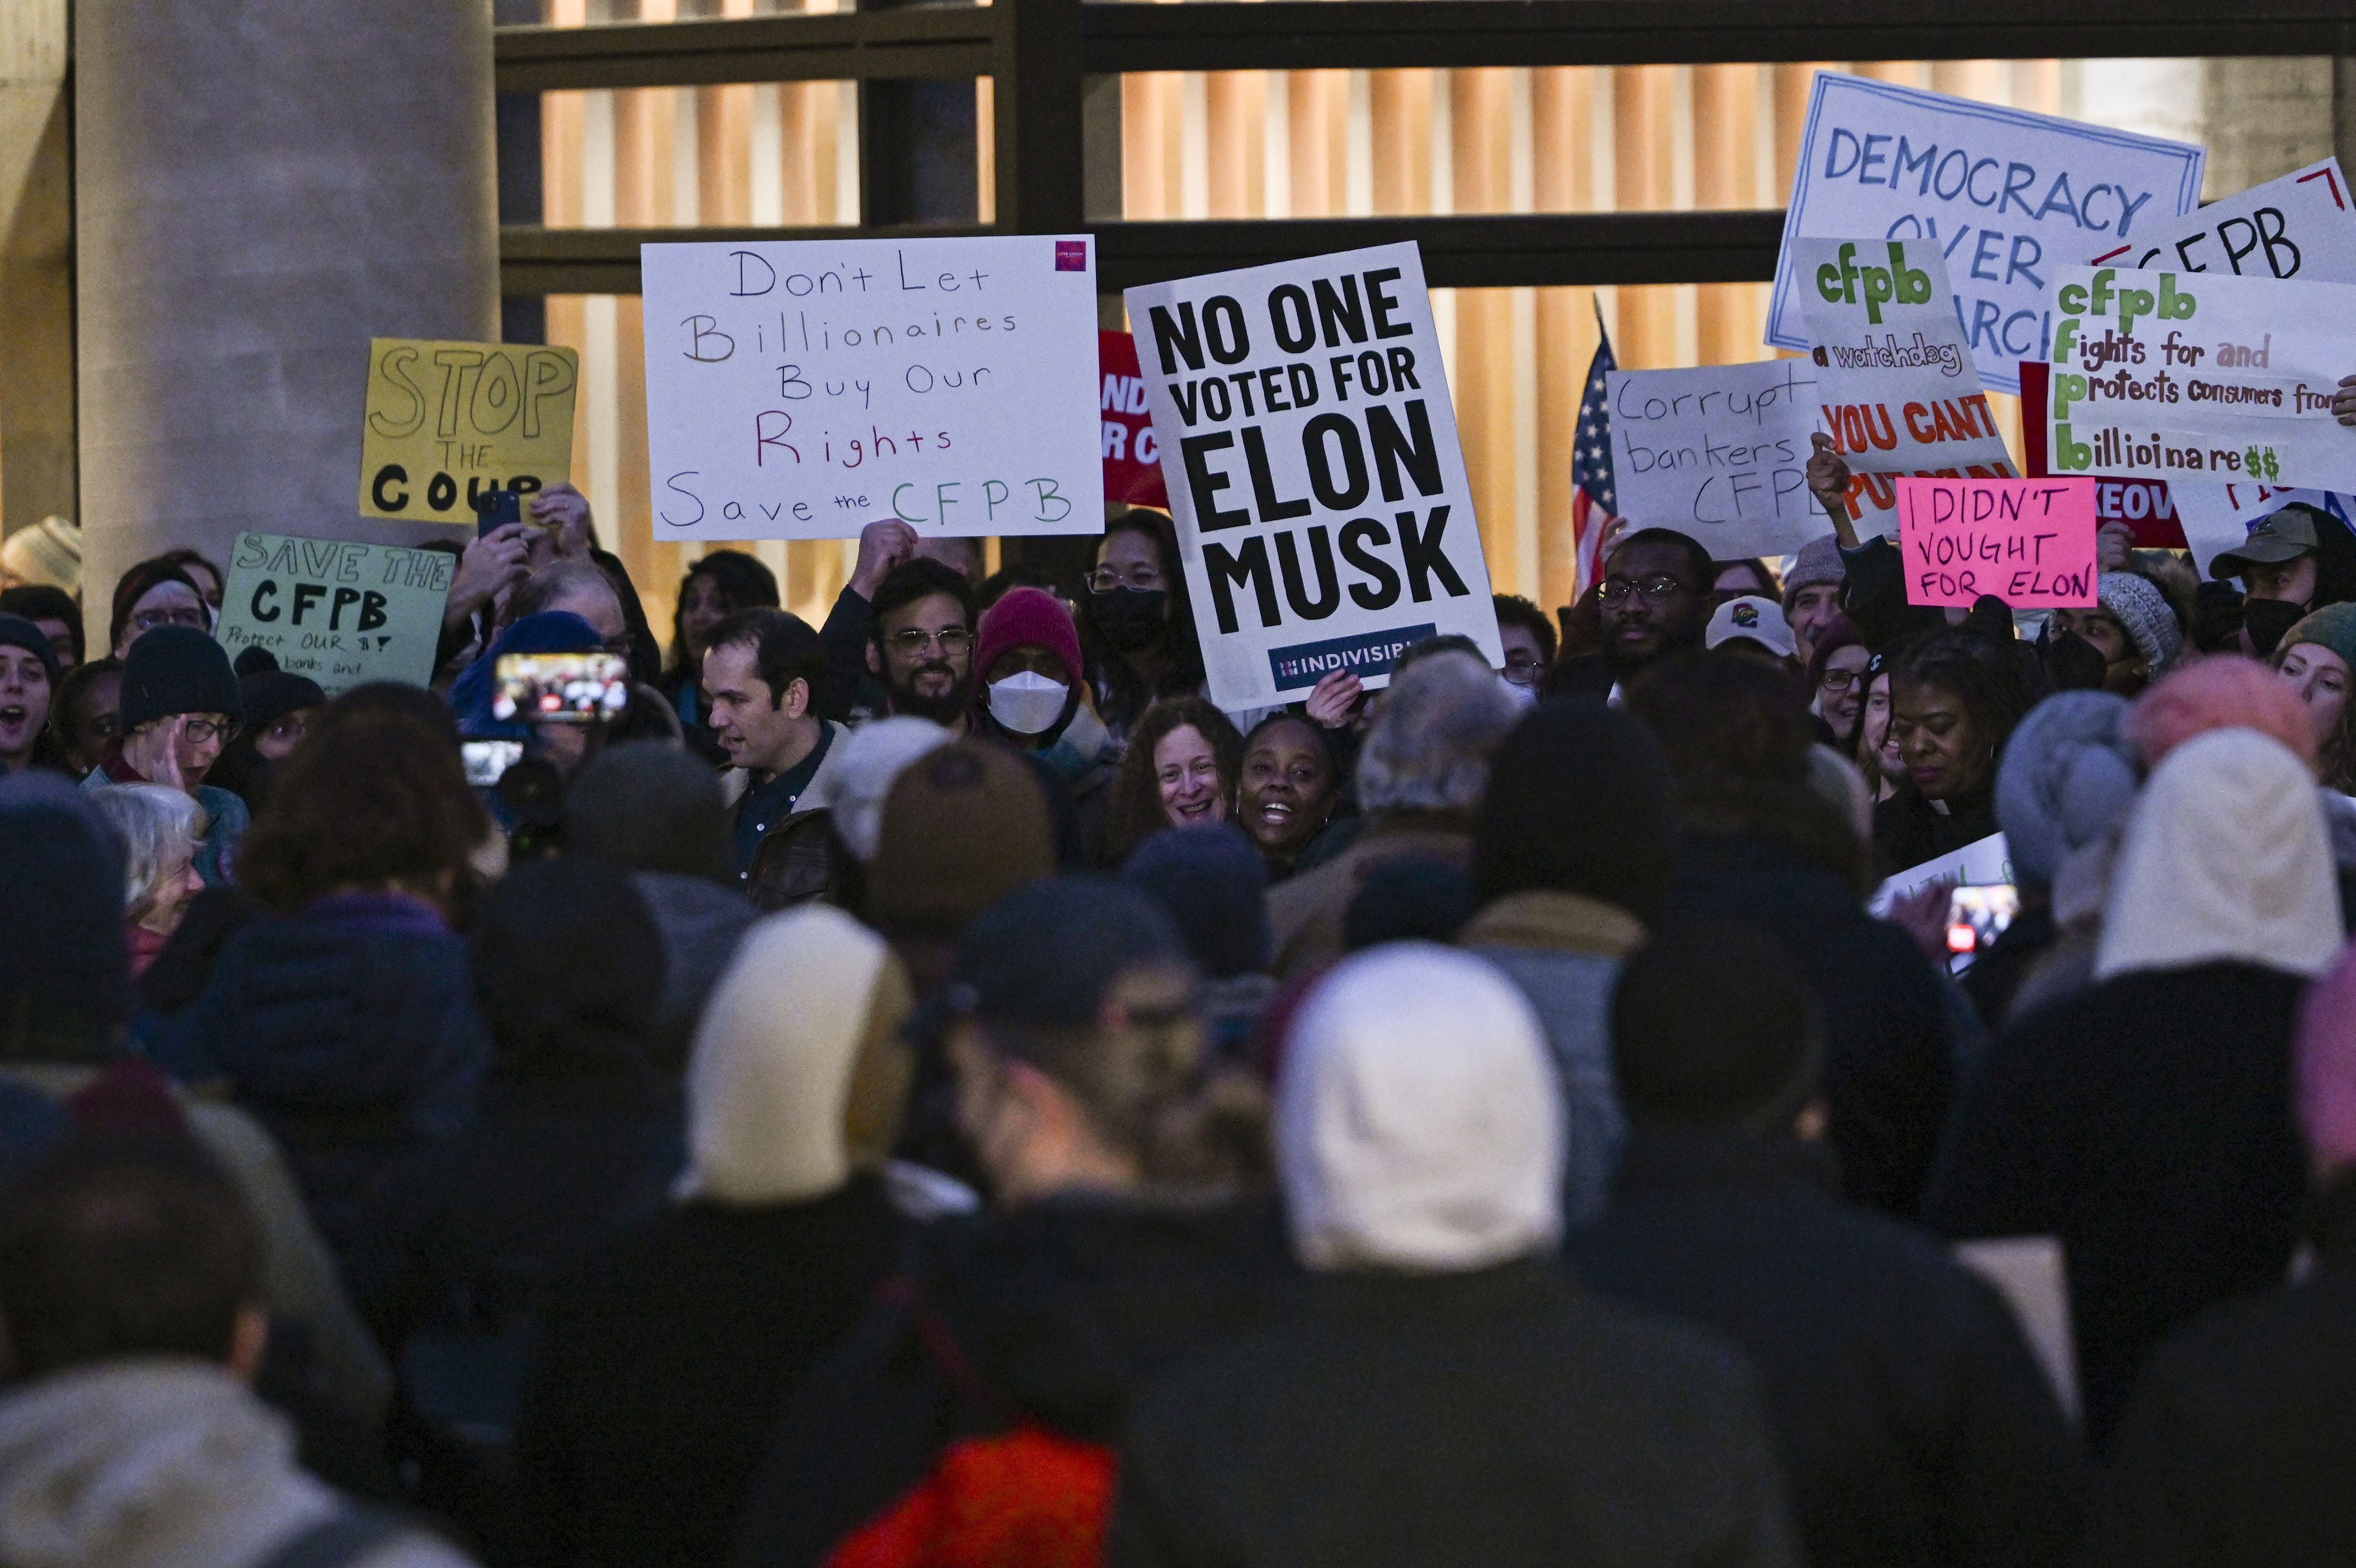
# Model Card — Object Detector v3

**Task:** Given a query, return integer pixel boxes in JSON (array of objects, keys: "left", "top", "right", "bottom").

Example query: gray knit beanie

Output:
[
  {"left": 1781, "top": 535, "right": 1846, "bottom": 611},
  {"left": 2097, "top": 571, "right": 2183, "bottom": 676},
  {"left": 1994, "top": 690, "right": 2143, "bottom": 888}
]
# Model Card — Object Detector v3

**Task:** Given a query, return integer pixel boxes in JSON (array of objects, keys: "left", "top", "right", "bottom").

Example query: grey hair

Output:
[
  {"left": 513, "top": 559, "right": 620, "bottom": 623},
  {"left": 88, "top": 783, "right": 206, "bottom": 920},
  {"left": 1356, "top": 651, "right": 1521, "bottom": 814}
]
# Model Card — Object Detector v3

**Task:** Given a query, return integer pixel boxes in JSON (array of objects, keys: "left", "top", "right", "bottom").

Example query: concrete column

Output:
[
  {"left": 0, "top": 0, "right": 75, "bottom": 538},
  {"left": 2200, "top": 58, "right": 2334, "bottom": 199},
  {"left": 74, "top": 0, "right": 498, "bottom": 632}
]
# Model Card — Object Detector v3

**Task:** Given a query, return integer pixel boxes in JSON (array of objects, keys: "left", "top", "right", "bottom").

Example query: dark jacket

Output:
[
  {"left": 1107, "top": 1259, "right": 1801, "bottom": 1568},
  {"left": 1921, "top": 961, "right": 2310, "bottom": 1453},
  {"left": 1671, "top": 833, "right": 1962, "bottom": 1217},
  {"left": 1873, "top": 784, "right": 1999, "bottom": 878},
  {"left": 143, "top": 893, "right": 492, "bottom": 1268},
  {"left": 2083, "top": 1173, "right": 2356, "bottom": 1568},
  {"left": 728, "top": 1192, "right": 1298, "bottom": 1568},
  {"left": 1569, "top": 1132, "right": 2084, "bottom": 1568},
  {"left": 513, "top": 1173, "right": 908, "bottom": 1568}
]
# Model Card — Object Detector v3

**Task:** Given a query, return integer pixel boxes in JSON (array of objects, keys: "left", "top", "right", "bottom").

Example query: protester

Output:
[
  {"left": 0, "top": 1135, "right": 475, "bottom": 1568},
  {"left": 1340, "top": 855, "right": 1480, "bottom": 951},
  {"left": 204, "top": 648, "right": 326, "bottom": 812},
  {"left": 1873, "top": 624, "right": 2030, "bottom": 874},
  {"left": 1925, "top": 728, "right": 2342, "bottom": 1450},
  {"left": 1705, "top": 596, "right": 1798, "bottom": 668},
  {"left": 107, "top": 557, "right": 212, "bottom": 658},
  {"left": 795, "top": 716, "right": 954, "bottom": 874},
  {"left": 88, "top": 783, "right": 208, "bottom": 977},
  {"left": 1234, "top": 713, "right": 1342, "bottom": 882},
  {"left": 48, "top": 655, "right": 120, "bottom": 779},
  {"left": 2274, "top": 602, "right": 2356, "bottom": 794},
  {"left": 1713, "top": 557, "right": 1779, "bottom": 606},
  {"left": 973, "top": 584, "right": 1118, "bottom": 841},
  {"left": 1103, "top": 696, "right": 1243, "bottom": 864},
  {"left": 2083, "top": 941, "right": 2356, "bottom": 1566},
  {"left": 1781, "top": 535, "right": 1848, "bottom": 666},
  {"left": 1108, "top": 942, "right": 1800, "bottom": 1568},
  {"left": 0, "top": 611, "right": 60, "bottom": 774},
  {"left": 510, "top": 559, "right": 628, "bottom": 652},
  {"left": 1547, "top": 528, "right": 1715, "bottom": 699},
  {"left": 1492, "top": 592, "right": 1556, "bottom": 694},
  {"left": 142, "top": 710, "right": 494, "bottom": 1269},
  {"left": 2048, "top": 573, "right": 2181, "bottom": 699},
  {"left": 701, "top": 607, "right": 848, "bottom": 905},
  {"left": 82, "top": 625, "right": 247, "bottom": 888},
  {"left": 0, "top": 513, "right": 81, "bottom": 593},
  {"left": 1850, "top": 654, "right": 1901, "bottom": 804},
  {"left": 1122, "top": 824, "right": 1277, "bottom": 1062},
  {"left": 1570, "top": 921, "right": 2084, "bottom": 1568},
  {"left": 2207, "top": 501, "right": 2356, "bottom": 657},
  {"left": 1460, "top": 699, "right": 1672, "bottom": 1227},
  {"left": 862, "top": 556, "right": 979, "bottom": 730},
  {"left": 728, "top": 877, "right": 1289, "bottom": 1568},
  {"left": 0, "top": 581, "right": 81, "bottom": 669},
  {"left": 663, "top": 549, "right": 779, "bottom": 757},
  {"left": 1080, "top": 508, "right": 1208, "bottom": 743}
]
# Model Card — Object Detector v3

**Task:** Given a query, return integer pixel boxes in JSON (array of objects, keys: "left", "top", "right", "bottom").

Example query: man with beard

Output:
[
  {"left": 866, "top": 559, "right": 978, "bottom": 733},
  {"left": 1546, "top": 529, "right": 1714, "bottom": 703}
]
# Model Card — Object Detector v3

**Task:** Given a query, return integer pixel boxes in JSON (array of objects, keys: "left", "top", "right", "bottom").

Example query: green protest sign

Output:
[{"left": 214, "top": 531, "right": 454, "bottom": 694}]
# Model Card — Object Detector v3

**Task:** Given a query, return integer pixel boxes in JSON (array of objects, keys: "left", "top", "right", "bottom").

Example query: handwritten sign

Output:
[
  {"left": 1769, "top": 74, "right": 2203, "bottom": 393},
  {"left": 1796, "top": 236, "right": 2015, "bottom": 476},
  {"left": 1126, "top": 242, "right": 1501, "bottom": 709},
  {"left": 640, "top": 236, "right": 1100, "bottom": 540},
  {"left": 1868, "top": 830, "right": 2012, "bottom": 916},
  {"left": 1897, "top": 477, "right": 2095, "bottom": 608},
  {"left": 1099, "top": 330, "right": 1169, "bottom": 508},
  {"left": 359, "top": 339, "right": 577, "bottom": 524},
  {"left": 2045, "top": 264, "right": 2356, "bottom": 492},
  {"left": 214, "top": 532, "right": 455, "bottom": 693},
  {"left": 1605, "top": 359, "right": 1841, "bottom": 558},
  {"left": 2093, "top": 157, "right": 2356, "bottom": 284}
]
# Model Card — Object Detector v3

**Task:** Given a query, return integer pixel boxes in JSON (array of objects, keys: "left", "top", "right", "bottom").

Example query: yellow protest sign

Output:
[{"left": 358, "top": 338, "right": 578, "bottom": 523}]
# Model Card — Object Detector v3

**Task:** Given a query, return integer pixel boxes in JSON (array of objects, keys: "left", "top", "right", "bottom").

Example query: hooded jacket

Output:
[
  {"left": 511, "top": 908, "right": 922, "bottom": 1568},
  {"left": 1923, "top": 731, "right": 2342, "bottom": 1450},
  {"left": 0, "top": 1361, "right": 470, "bottom": 1568}
]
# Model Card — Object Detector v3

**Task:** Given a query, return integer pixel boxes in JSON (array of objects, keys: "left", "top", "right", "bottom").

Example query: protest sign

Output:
[
  {"left": 1605, "top": 359, "right": 1839, "bottom": 558},
  {"left": 640, "top": 235, "right": 1101, "bottom": 540},
  {"left": 360, "top": 339, "right": 577, "bottom": 524},
  {"left": 1867, "top": 830, "right": 2011, "bottom": 916},
  {"left": 1896, "top": 476, "right": 2096, "bottom": 608},
  {"left": 1126, "top": 242, "right": 1502, "bottom": 709},
  {"left": 1098, "top": 329, "right": 1168, "bottom": 508},
  {"left": 1769, "top": 73, "right": 2204, "bottom": 393},
  {"left": 2169, "top": 481, "right": 2356, "bottom": 579},
  {"left": 2045, "top": 264, "right": 2356, "bottom": 492},
  {"left": 2017, "top": 360, "right": 2188, "bottom": 549},
  {"left": 1796, "top": 237, "right": 2015, "bottom": 475},
  {"left": 2092, "top": 157, "right": 2356, "bottom": 284},
  {"left": 214, "top": 532, "right": 454, "bottom": 693}
]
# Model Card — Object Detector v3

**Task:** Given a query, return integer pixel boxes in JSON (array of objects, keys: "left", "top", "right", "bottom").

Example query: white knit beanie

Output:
[{"left": 1277, "top": 943, "right": 1564, "bottom": 1272}]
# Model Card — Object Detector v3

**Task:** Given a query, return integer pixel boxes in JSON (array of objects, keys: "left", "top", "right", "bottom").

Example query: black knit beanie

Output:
[
  {"left": 118, "top": 625, "right": 241, "bottom": 733},
  {"left": 0, "top": 613, "right": 59, "bottom": 684},
  {"left": 1473, "top": 698, "right": 1676, "bottom": 923},
  {"left": 232, "top": 646, "right": 325, "bottom": 732}
]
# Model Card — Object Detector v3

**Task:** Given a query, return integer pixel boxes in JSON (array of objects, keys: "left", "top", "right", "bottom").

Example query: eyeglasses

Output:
[
  {"left": 885, "top": 627, "right": 974, "bottom": 656},
  {"left": 1598, "top": 574, "right": 1694, "bottom": 607},
  {"left": 180, "top": 717, "right": 240, "bottom": 744},
  {"left": 131, "top": 607, "right": 209, "bottom": 633},
  {"left": 1819, "top": 669, "right": 1862, "bottom": 694},
  {"left": 1503, "top": 655, "right": 1546, "bottom": 686},
  {"left": 1087, "top": 567, "right": 1165, "bottom": 594}
]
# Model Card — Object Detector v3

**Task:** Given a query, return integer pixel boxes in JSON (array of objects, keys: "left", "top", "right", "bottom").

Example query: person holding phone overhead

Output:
[{"left": 76, "top": 625, "right": 247, "bottom": 889}]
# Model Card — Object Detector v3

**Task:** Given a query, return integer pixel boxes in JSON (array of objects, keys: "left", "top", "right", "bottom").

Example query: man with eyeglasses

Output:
[
  {"left": 1550, "top": 529, "right": 1716, "bottom": 703},
  {"left": 77, "top": 624, "right": 248, "bottom": 889},
  {"left": 864, "top": 558, "right": 979, "bottom": 733}
]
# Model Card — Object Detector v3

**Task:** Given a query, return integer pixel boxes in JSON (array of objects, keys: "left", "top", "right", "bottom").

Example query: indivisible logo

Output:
[
  {"left": 1732, "top": 601, "right": 1759, "bottom": 628},
  {"left": 1055, "top": 240, "right": 1089, "bottom": 272},
  {"left": 1266, "top": 624, "right": 1439, "bottom": 693}
]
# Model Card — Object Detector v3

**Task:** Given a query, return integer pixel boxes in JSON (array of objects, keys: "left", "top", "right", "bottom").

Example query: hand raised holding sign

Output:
[
  {"left": 1808, "top": 433, "right": 1864, "bottom": 550},
  {"left": 2336, "top": 373, "right": 2356, "bottom": 426}
]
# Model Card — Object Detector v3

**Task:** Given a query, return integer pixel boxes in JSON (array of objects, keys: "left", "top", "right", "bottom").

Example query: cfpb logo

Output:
[{"left": 1814, "top": 241, "right": 1932, "bottom": 325}]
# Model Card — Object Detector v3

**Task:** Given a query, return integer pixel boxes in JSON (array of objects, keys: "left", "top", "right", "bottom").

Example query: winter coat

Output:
[
  {"left": 2082, "top": 1173, "right": 2356, "bottom": 1568},
  {"left": 631, "top": 872, "right": 757, "bottom": 1074},
  {"left": 1106, "top": 1259, "right": 1802, "bottom": 1568},
  {"left": 1459, "top": 889, "right": 1642, "bottom": 1229},
  {"left": 1922, "top": 962, "right": 2310, "bottom": 1452},
  {"left": 1568, "top": 1132, "right": 2085, "bottom": 1568},
  {"left": 0, "top": 1360, "right": 471, "bottom": 1568},
  {"left": 1872, "top": 784, "right": 1998, "bottom": 878},
  {"left": 727, "top": 1193, "right": 1299, "bottom": 1568},
  {"left": 511, "top": 1173, "right": 909, "bottom": 1568},
  {"left": 1265, "top": 811, "right": 1472, "bottom": 979},
  {"left": 143, "top": 893, "right": 492, "bottom": 1270},
  {"left": 1669, "top": 832, "right": 1962, "bottom": 1217}
]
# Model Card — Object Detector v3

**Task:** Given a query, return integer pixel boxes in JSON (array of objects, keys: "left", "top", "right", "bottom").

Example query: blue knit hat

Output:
[
  {"left": 1122, "top": 823, "right": 1270, "bottom": 980},
  {"left": 1994, "top": 690, "right": 2143, "bottom": 888}
]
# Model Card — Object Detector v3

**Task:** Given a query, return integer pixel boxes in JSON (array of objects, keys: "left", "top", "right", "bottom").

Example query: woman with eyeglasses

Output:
[
  {"left": 1081, "top": 509, "right": 1208, "bottom": 746},
  {"left": 77, "top": 625, "right": 248, "bottom": 889},
  {"left": 1805, "top": 616, "right": 1869, "bottom": 750},
  {"left": 106, "top": 557, "right": 213, "bottom": 659}
]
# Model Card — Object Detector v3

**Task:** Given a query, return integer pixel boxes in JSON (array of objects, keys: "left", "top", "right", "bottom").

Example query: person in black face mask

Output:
[
  {"left": 1082, "top": 509, "right": 1207, "bottom": 745},
  {"left": 2202, "top": 503, "right": 2356, "bottom": 658}
]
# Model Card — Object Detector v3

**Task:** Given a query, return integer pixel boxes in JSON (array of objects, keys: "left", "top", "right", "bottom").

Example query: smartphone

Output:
[
  {"left": 460, "top": 739, "right": 524, "bottom": 787},
  {"left": 477, "top": 488, "right": 524, "bottom": 536},
  {"left": 491, "top": 652, "right": 630, "bottom": 725},
  {"left": 1946, "top": 884, "right": 2020, "bottom": 965}
]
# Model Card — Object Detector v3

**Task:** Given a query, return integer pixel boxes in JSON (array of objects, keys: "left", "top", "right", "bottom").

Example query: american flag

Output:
[{"left": 1570, "top": 314, "right": 1621, "bottom": 596}]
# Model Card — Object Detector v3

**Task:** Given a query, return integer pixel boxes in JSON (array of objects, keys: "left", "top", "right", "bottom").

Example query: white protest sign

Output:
[
  {"left": 640, "top": 236, "right": 1102, "bottom": 540},
  {"left": 2169, "top": 482, "right": 2356, "bottom": 578},
  {"left": 2045, "top": 265, "right": 2356, "bottom": 492},
  {"left": 2092, "top": 158, "right": 2356, "bottom": 284},
  {"left": 215, "top": 532, "right": 456, "bottom": 694},
  {"left": 1606, "top": 359, "right": 1841, "bottom": 558},
  {"left": 1795, "top": 237, "right": 2016, "bottom": 476},
  {"left": 1126, "top": 242, "right": 1502, "bottom": 710},
  {"left": 1867, "top": 831, "right": 2012, "bottom": 916},
  {"left": 1769, "top": 74, "right": 2205, "bottom": 393}
]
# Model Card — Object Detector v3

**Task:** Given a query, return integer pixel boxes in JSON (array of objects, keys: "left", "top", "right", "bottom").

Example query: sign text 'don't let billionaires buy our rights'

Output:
[{"left": 1127, "top": 242, "right": 1501, "bottom": 711}]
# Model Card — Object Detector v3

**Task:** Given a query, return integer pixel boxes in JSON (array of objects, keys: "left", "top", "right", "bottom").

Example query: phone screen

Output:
[
  {"left": 492, "top": 652, "right": 630, "bottom": 725},
  {"left": 1946, "top": 884, "right": 2020, "bottom": 966},
  {"left": 460, "top": 739, "right": 525, "bottom": 787}
]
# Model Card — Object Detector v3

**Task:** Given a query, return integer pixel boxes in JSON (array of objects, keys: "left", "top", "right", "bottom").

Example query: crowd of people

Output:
[{"left": 3, "top": 446, "right": 2355, "bottom": 1568}]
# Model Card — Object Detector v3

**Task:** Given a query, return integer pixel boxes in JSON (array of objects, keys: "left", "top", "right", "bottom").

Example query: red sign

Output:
[
  {"left": 1098, "top": 329, "right": 1168, "bottom": 509},
  {"left": 2016, "top": 360, "right": 2187, "bottom": 549}
]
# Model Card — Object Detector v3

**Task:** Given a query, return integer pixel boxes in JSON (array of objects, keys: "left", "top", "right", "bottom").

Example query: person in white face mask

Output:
[{"left": 970, "top": 586, "right": 1120, "bottom": 857}]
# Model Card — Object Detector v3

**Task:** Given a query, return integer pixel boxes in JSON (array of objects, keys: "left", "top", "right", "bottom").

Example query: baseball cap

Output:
[
  {"left": 2211, "top": 504, "right": 2323, "bottom": 580},
  {"left": 948, "top": 874, "right": 1191, "bottom": 1029},
  {"left": 1705, "top": 595, "right": 1796, "bottom": 659}
]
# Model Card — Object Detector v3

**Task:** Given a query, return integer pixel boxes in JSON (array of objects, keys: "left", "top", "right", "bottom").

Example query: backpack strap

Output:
[{"left": 250, "top": 1505, "right": 413, "bottom": 1568}]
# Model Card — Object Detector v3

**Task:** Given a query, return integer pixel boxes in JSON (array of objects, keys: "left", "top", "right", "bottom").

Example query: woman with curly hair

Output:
[{"left": 1100, "top": 696, "right": 1243, "bottom": 865}]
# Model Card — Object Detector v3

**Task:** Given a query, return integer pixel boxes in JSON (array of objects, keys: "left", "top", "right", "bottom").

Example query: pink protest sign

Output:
[{"left": 1897, "top": 477, "right": 2099, "bottom": 608}]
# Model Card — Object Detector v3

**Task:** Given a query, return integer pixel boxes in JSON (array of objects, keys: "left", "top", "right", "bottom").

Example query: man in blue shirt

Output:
[{"left": 704, "top": 608, "right": 843, "bottom": 889}]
